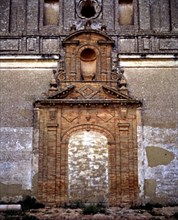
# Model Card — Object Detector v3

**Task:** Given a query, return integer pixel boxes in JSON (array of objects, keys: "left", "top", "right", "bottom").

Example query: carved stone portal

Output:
[{"left": 34, "top": 28, "right": 141, "bottom": 206}]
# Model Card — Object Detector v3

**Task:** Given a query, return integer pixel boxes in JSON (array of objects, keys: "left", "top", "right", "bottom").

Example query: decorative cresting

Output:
[{"left": 34, "top": 25, "right": 142, "bottom": 206}]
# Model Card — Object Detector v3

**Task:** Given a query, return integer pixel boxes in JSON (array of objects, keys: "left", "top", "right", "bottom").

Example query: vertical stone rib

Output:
[
  {"left": 46, "top": 127, "right": 57, "bottom": 204},
  {"left": 138, "top": 0, "right": 151, "bottom": 30},
  {"left": 60, "top": 143, "right": 68, "bottom": 205},
  {"left": 170, "top": 0, "right": 178, "bottom": 32},
  {"left": 55, "top": 109, "right": 61, "bottom": 205},
  {"left": 38, "top": 109, "right": 47, "bottom": 202},
  {"left": 37, "top": 109, "right": 43, "bottom": 201},
  {"left": 43, "top": 110, "right": 48, "bottom": 203},
  {"left": 27, "top": 0, "right": 39, "bottom": 32},
  {"left": 108, "top": 143, "right": 117, "bottom": 206},
  {"left": 160, "top": 0, "right": 170, "bottom": 32},
  {"left": 0, "top": 0, "right": 10, "bottom": 32}
]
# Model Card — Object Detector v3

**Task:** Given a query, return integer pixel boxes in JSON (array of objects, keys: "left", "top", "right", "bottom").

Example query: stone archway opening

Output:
[{"left": 68, "top": 131, "right": 108, "bottom": 204}]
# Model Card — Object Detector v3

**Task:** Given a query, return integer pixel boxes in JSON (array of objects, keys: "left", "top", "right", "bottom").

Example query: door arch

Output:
[
  {"left": 60, "top": 124, "right": 116, "bottom": 205},
  {"left": 61, "top": 124, "right": 115, "bottom": 144}
]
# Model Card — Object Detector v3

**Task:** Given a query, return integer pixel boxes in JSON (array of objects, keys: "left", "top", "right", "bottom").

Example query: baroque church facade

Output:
[{"left": 0, "top": 0, "right": 178, "bottom": 206}]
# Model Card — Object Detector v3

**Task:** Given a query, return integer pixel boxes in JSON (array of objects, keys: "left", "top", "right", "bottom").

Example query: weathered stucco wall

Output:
[
  {"left": 123, "top": 59, "right": 178, "bottom": 204},
  {"left": 0, "top": 57, "right": 177, "bottom": 204},
  {"left": 0, "top": 62, "right": 55, "bottom": 202}
]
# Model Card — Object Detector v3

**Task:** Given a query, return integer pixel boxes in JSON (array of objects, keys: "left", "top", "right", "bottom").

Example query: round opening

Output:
[
  {"left": 77, "top": 0, "right": 101, "bottom": 19},
  {"left": 80, "top": 48, "right": 96, "bottom": 62},
  {"left": 80, "top": 0, "right": 96, "bottom": 18}
]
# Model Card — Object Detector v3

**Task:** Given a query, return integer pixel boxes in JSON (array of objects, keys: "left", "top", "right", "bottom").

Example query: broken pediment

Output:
[
  {"left": 42, "top": 74, "right": 141, "bottom": 108},
  {"left": 102, "top": 85, "right": 135, "bottom": 100},
  {"left": 48, "top": 83, "right": 139, "bottom": 102},
  {"left": 48, "top": 85, "right": 76, "bottom": 99}
]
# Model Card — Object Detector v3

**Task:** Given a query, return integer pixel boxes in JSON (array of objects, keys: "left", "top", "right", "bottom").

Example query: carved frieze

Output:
[{"left": 0, "top": 36, "right": 178, "bottom": 54}]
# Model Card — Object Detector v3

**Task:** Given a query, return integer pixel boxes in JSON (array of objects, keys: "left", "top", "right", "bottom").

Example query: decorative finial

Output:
[
  {"left": 120, "top": 68, "right": 124, "bottom": 75},
  {"left": 117, "top": 68, "right": 123, "bottom": 89},
  {"left": 70, "top": 24, "right": 76, "bottom": 33},
  {"left": 119, "top": 70, "right": 128, "bottom": 95},
  {"left": 101, "top": 24, "right": 107, "bottom": 31},
  {"left": 85, "top": 20, "right": 91, "bottom": 29},
  {"left": 48, "top": 70, "right": 58, "bottom": 97}
]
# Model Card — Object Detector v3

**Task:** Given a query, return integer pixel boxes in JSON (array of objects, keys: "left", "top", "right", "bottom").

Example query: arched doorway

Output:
[
  {"left": 35, "top": 30, "right": 141, "bottom": 206},
  {"left": 35, "top": 104, "right": 140, "bottom": 206},
  {"left": 68, "top": 131, "right": 108, "bottom": 204}
]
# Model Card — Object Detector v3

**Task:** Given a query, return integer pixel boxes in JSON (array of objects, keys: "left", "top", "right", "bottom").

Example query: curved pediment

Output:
[
  {"left": 62, "top": 29, "right": 115, "bottom": 46},
  {"left": 60, "top": 27, "right": 115, "bottom": 84}
]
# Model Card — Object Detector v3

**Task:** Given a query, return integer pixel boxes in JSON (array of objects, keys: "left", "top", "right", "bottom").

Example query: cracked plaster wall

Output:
[
  {"left": 124, "top": 64, "right": 178, "bottom": 204},
  {"left": 0, "top": 66, "right": 53, "bottom": 202}
]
